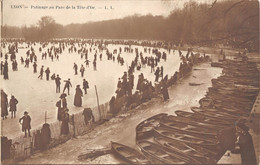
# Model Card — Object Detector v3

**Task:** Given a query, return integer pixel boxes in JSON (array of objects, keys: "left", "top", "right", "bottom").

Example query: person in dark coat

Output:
[
  {"left": 55, "top": 74, "right": 61, "bottom": 93},
  {"left": 233, "top": 122, "right": 257, "bottom": 165},
  {"left": 1, "top": 136, "right": 12, "bottom": 160},
  {"left": 136, "top": 73, "right": 144, "bottom": 91},
  {"left": 3, "top": 60, "right": 9, "bottom": 80},
  {"left": 154, "top": 67, "right": 160, "bottom": 82},
  {"left": 1, "top": 90, "right": 8, "bottom": 120},
  {"left": 73, "top": 63, "right": 78, "bottom": 75},
  {"left": 40, "top": 123, "right": 51, "bottom": 150},
  {"left": 82, "top": 79, "right": 89, "bottom": 94},
  {"left": 1, "top": 61, "right": 4, "bottom": 75},
  {"left": 82, "top": 108, "right": 95, "bottom": 126},
  {"left": 38, "top": 66, "right": 44, "bottom": 79},
  {"left": 160, "top": 66, "right": 164, "bottom": 79},
  {"left": 61, "top": 108, "right": 70, "bottom": 136},
  {"left": 117, "top": 78, "right": 122, "bottom": 89},
  {"left": 74, "top": 85, "right": 83, "bottom": 107},
  {"left": 45, "top": 67, "right": 50, "bottom": 81},
  {"left": 80, "top": 65, "right": 85, "bottom": 77},
  {"left": 33, "top": 62, "right": 37, "bottom": 73},
  {"left": 9, "top": 95, "right": 18, "bottom": 118},
  {"left": 109, "top": 96, "right": 118, "bottom": 115},
  {"left": 93, "top": 60, "right": 97, "bottom": 71},
  {"left": 34, "top": 130, "right": 42, "bottom": 150},
  {"left": 56, "top": 93, "right": 67, "bottom": 121},
  {"left": 161, "top": 81, "right": 169, "bottom": 101},
  {"left": 51, "top": 73, "right": 56, "bottom": 80},
  {"left": 19, "top": 111, "right": 31, "bottom": 137},
  {"left": 63, "top": 78, "right": 72, "bottom": 95}
]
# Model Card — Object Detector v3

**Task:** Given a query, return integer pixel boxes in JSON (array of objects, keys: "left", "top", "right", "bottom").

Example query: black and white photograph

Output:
[{"left": 1, "top": 0, "right": 259, "bottom": 164}]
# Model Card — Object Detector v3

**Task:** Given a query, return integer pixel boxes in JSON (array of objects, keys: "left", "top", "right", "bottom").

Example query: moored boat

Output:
[
  {"left": 191, "top": 107, "right": 243, "bottom": 121},
  {"left": 137, "top": 140, "right": 189, "bottom": 164},
  {"left": 153, "top": 126, "right": 219, "bottom": 147},
  {"left": 111, "top": 141, "right": 151, "bottom": 164},
  {"left": 154, "top": 136, "right": 216, "bottom": 164},
  {"left": 174, "top": 110, "right": 231, "bottom": 127},
  {"left": 160, "top": 118, "right": 218, "bottom": 139},
  {"left": 136, "top": 113, "right": 168, "bottom": 140},
  {"left": 163, "top": 114, "right": 229, "bottom": 130}
]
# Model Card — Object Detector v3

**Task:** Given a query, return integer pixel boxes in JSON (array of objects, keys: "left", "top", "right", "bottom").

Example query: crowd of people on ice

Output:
[
  {"left": 1, "top": 39, "right": 211, "bottom": 162},
  {"left": 1, "top": 39, "right": 209, "bottom": 127},
  {"left": 2, "top": 39, "right": 257, "bottom": 165}
]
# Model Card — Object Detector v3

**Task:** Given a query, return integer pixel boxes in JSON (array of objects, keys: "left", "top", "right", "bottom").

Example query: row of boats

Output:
[{"left": 110, "top": 56, "right": 259, "bottom": 164}]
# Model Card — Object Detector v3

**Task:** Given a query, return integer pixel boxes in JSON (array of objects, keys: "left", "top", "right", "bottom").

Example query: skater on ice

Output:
[
  {"left": 19, "top": 111, "right": 31, "bottom": 137},
  {"left": 9, "top": 95, "right": 18, "bottom": 118},
  {"left": 63, "top": 78, "right": 72, "bottom": 95}
]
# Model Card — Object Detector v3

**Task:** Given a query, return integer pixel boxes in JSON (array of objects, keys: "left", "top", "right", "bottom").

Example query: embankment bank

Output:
[{"left": 18, "top": 61, "right": 222, "bottom": 164}]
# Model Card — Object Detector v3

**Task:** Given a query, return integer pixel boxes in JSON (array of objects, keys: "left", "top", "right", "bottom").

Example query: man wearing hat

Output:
[
  {"left": 232, "top": 121, "right": 257, "bottom": 165},
  {"left": 56, "top": 93, "right": 67, "bottom": 121},
  {"left": 19, "top": 111, "right": 31, "bottom": 137}
]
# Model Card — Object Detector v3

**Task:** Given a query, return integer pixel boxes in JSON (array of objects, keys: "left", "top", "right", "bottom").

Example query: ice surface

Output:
[{"left": 1, "top": 43, "right": 182, "bottom": 139}]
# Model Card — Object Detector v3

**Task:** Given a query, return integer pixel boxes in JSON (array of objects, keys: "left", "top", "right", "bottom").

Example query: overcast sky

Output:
[{"left": 2, "top": 0, "right": 215, "bottom": 27}]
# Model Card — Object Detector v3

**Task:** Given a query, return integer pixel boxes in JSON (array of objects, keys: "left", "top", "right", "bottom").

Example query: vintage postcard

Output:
[{"left": 1, "top": 0, "right": 259, "bottom": 164}]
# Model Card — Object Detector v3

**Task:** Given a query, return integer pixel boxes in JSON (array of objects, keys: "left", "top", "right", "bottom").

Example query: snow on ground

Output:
[
  {"left": 19, "top": 62, "right": 222, "bottom": 164},
  {"left": 1, "top": 42, "right": 182, "bottom": 139}
]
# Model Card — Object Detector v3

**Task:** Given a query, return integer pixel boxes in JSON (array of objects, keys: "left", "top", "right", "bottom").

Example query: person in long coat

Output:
[
  {"left": 56, "top": 94, "right": 67, "bottom": 121},
  {"left": 0, "top": 61, "right": 3, "bottom": 75},
  {"left": 154, "top": 67, "right": 160, "bottom": 82},
  {"left": 40, "top": 123, "right": 51, "bottom": 150},
  {"left": 19, "top": 111, "right": 31, "bottom": 137},
  {"left": 3, "top": 60, "right": 8, "bottom": 80},
  {"left": 234, "top": 122, "right": 257, "bottom": 165},
  {"left": 74, "top": 85, "right": 83, "bottom": 107},
  {"left": 1, "top": 90, "right": 8, "bottom": 120},
  {"left": 161, "top": 81, "right": 169, "bottom": 101},
  {"left": 61, "top": 108, "right": 70, "bottom": 136},
  {"left": 45, "top": 67, "right": 50, "bottom": 81},
  {"left": 9, "top": 95, "right": 18, "bottom": 118}
]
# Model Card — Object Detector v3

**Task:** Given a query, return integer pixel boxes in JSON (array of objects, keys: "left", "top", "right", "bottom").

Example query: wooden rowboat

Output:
[
  {"left": 191, "top": 107, "right": 241, "bottom": 121},
  {"left": 154, "top": 136, "right": 216, "bottom": 164},
  {"left": 136, "top": 113, "right": 168, "bottom": 140},
  {"left": 137, "top": 140, "right": 188, "bottom": 164},
  {"left": 174, "top": 110, "right": 231, "bottom": 127},
  {"left": 200, "top": 104, "right": 250, "bottom": 117},
  {"left": 163, "top": 114, "right": 228, "bottom": 131},
  {"left": 153, "top": 126, "right": 219, "bottom": 147},
  {"left": 160, "top": 118, "right": 218, "bottom": 139},
  {"left": 111, "top": 141, "right": 151, "bottom": 164}
]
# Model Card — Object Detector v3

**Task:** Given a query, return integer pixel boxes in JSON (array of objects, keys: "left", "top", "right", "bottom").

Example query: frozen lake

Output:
[{"left": 1, "top": 42, "right": 182, "bottom": 139}]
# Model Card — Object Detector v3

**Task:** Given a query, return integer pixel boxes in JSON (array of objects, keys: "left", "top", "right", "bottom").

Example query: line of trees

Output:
[{"left": 1, "top": 0, "right": 259, "bottom": 51}]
